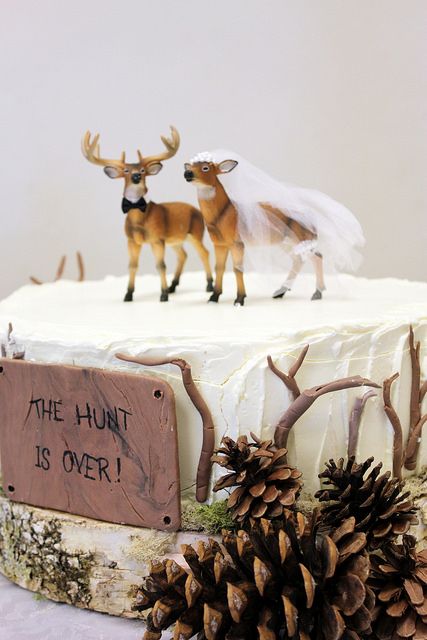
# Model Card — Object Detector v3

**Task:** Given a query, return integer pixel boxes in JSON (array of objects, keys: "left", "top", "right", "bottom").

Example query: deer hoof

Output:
[
  {"left": 234, "top": 296, "right": 245, "bottom": 306},
  {"left": 272, "top": 286, "right": 290, "bottom": 299},
  {"left": 206, "top": 278, "right": 214, "bottom": 292},
  {"left": 124, "top": 290, "right": 134, "bottom": 302},
  {"left": 311, "top": 289, "right": 322, "bottom": 300},
  {"left": 209, "top": 292, "right": 220, "bottom": 303},
  {"left": 160, "top": 290, "right": 169, "bottom": 302},
  {"left": 168, "top": 279, "right": 179, "bottom": 294}
]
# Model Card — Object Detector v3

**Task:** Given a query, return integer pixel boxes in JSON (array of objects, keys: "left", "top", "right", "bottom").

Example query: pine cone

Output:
[
  {"left": 315, "top": 457, "right": 418, "bottom": 549},
  {"left": 211, "top": 433, "right": 303, "bottom": 525},
  {"left": 133, "top": 514, "right": 374, "bottom": 639},
  {"left": 369, "top": 535, "right": 427, "bottom": 640}
]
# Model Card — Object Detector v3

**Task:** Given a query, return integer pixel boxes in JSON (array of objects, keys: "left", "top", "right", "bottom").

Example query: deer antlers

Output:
[
  {"left": 82, "top": 126, "right": 180, "bottom": 168},
  {"left": 81, "top": 131, "right": 126, "bottom": 168},
  {"left": 142, "top": 126, "right": 180, "bottom": 165}
]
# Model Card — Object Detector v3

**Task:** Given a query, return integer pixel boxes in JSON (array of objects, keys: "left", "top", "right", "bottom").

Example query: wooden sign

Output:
[{"left": 0, "top": 359, "right": 180, "bottom": 531}]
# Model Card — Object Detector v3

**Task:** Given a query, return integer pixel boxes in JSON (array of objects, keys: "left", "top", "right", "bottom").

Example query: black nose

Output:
[
  {"left": 184, "top": 170, "right": 194, "bottom": 181},
  {"left": 131, "top": 173, "right": 141, "bottom": 184}
]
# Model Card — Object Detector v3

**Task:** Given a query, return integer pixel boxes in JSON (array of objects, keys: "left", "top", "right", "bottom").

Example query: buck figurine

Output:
[
  {"left": 82, "top": 127, "right": 213, "bottom": 302},
  {"left": 184, "top": 150, "right": 364, "bottom": 305}
]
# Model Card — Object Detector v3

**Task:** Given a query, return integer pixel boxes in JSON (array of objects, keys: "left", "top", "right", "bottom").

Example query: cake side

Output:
[{"left": 1, "top": 272, "right": 426, "bottom": 501}]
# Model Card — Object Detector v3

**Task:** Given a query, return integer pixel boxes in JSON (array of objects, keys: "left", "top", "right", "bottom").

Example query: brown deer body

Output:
[
  {"left": 184, "top": 156, "right": 325, "bottom": 305},
  {"left": 82, "top": 127, "right": 213, "bottom": 302}
]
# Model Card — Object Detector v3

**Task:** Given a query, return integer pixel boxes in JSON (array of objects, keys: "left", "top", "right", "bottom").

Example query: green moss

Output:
[
  {"left": 0, "top": 499, "right": 94, "bottom": 607},
  {"left": 406, "top": 467, "right": 427, "bottom": 500},
  {"left": 181, "top": 499, "right": 235, "bottom": 534},
  {"left": 295, "top": 491, "right": 321, "bottom": 518}
]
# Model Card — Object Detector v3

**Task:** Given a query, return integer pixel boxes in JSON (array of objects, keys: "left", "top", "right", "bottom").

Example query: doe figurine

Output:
[
  {"left": 184, "top": 150, "right": 364, "bottom": 305},
  {"left": 82, "top": 127, "right": 213, "bottom": 302}
]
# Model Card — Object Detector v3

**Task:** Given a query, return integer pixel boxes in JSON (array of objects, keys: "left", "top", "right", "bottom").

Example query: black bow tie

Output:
[{"left": 122, "top": 197, "right": 147, "bottom": 214}]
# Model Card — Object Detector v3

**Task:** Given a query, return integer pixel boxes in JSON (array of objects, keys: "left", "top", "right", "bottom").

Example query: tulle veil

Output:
[{"left": 203, "top": 149, "right": 365, "bottom": 274}]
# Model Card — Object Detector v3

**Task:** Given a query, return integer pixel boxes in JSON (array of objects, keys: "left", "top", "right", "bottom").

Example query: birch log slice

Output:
[
  {"left": 0, "top": 494, "right": 208, "bottom": 618},
  {"left": 0, "top": 487, "right": 425, "bottom": 618}
]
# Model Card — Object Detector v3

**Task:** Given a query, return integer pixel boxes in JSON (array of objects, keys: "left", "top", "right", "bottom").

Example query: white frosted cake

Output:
[{"left": 1, "top": 270, "right": 426, "bottom": 499}]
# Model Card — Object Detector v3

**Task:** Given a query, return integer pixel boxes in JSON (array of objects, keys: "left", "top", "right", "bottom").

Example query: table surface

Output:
[{"left": 0, "top": 574, "right": 173, "bottom": 640}]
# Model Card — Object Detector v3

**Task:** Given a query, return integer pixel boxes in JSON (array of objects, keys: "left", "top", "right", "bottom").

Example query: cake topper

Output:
[
  {"left": 184, "top": 150, "right": 364, "bottom": 305},
  {"left": 82, "top": 127, "right": 213, "bottom": 302}
]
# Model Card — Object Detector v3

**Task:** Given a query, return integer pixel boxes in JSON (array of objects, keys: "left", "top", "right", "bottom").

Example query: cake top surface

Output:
[{"left": 1, "top": 272, "right": 426, "bottom": 347}]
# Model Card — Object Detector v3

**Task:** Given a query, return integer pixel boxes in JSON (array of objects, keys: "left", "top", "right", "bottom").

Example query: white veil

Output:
[{"left": 208, "top": 149, "right": 365, "bottom": 273}]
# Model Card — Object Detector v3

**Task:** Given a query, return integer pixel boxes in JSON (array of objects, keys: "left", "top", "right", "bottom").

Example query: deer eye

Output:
[
  {"left": 201, "top": 165, "right": 210, "bottom": 172},
  {"left": 124, "top": 169, "right": 129, "bottom": 174},
  {"left": 140, "top": 168, "right": 145, "bottom": 174}
]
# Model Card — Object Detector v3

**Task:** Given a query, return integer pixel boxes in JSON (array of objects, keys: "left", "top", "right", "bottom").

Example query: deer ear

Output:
[
  {"left": 104, "top": 166, "right": 122, "bottom": 179},
  {"left": 218, "top": 159, "right": 238, "bottom": 174},
  {"left": 146, "top": 162, "right": 163, "bottom": 176}
]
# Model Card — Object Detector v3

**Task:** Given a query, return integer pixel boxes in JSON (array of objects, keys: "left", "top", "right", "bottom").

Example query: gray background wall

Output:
[{"left": 0, "top": 0, "right": 426, "bottom": 299}]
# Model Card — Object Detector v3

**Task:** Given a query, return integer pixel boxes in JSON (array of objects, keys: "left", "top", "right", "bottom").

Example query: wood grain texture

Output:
[
  {"left": 0, "top": 495, "right": 210, "bottom": 617},
  {"left": 0, "top": 359, "right": 180, "bottom": 530}
]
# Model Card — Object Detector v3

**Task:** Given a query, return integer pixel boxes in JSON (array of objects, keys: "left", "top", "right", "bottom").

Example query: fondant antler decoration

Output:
[
  {"left": 115, "top": 353, "right": 215, "bottom": 503},
  {"left": 267, "top": 346, "right": 380, "bottom": 450},
  {"left": 0, "top": 323, "right": 25, "bottom": 360},
  {"left": 406, "top": 326, "right": 427, "bottom": 469},
  {"left": 383, "top": 373, "right": 404, "bottom": 479},
  {"left": 30, "top": 252, "right": 85, "bottom": 285},
  {"left": 347, "top": 389, "right": 377, "bottom": 459},
  {"left": 382, "top": 326, "right": 427, "bottom": 479}
]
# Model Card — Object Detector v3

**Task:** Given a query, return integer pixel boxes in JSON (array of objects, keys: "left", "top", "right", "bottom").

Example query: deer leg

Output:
[
  {"left": 168, "top": 244, "right": 187, "bottom": 293},
  {"left": 210, "top": 244, "right": 228, "bottom": 303},
  {"left": 230, "top": 241, "right": 246, "bottom": 306},
  {"left": 188, "top": 235, "right": 214, "bottom": 292},
  {"left": 273, "top": 254, "right": 303, "bottom": 299},
  {"left": 311, "top": 251, "right": 326, "bottom": 300},
  {"left": 151, "top": 241, "right": 169, "bottom": 302},
  {"left": 124, "top": 239, "right": 143, "bottom": 302}
]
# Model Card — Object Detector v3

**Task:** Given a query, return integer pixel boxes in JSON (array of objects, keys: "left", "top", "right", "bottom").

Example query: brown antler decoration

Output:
[
  {"left": 347, "top": 389, "right": 377, "bottom": 459},
  {"left": 142, "top": 126, "right": 180, "bottom": 166},
  {"left": 81, "top": 131, "right": 126, "bottom": 168},
  {"left": 76, "top": 251, "right": 85, "bottom": 282},
  {"left": 381, "top": 327, "right": 427, "bottom": 478},
  {"left": 115, "top": 353, "right": 214, "bottom": 503},
  {"left": 270, "top": 346, "right": 377, "bottom": 459},
  {"left": 30, "top": 255, "right": 66, "bottom": 285},
  {"left": 267, "top": 344, "right": 308, "bottom": 400},
  {"left": 404, "top": 326, "right": 427, "bottom": 470},
  {"left": 268, "top": 346, "right": 380, "bottom": 450},
  {"left": 30, "top": 252, "right": 85, "bottom": 285},
  {"left": 0, "top": 323, "right": 25, "bottom": 360},
  {"left": 383, "top": 373, "right": 404, "bottom": 480}
]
